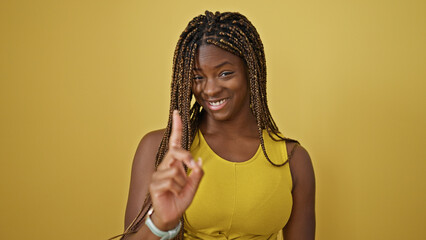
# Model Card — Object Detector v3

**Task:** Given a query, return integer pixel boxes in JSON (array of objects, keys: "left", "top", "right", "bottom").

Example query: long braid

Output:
[{"left": 112, "top": 10, "right": 299, "bottom": 240}]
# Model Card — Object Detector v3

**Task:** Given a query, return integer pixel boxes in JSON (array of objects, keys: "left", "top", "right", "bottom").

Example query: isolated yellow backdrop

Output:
[{"left": 1, "top": 0, "right": 425, "bottom": 239}]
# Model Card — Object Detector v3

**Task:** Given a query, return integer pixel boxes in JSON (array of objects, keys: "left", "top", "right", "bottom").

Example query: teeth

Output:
[{"left": 209, "top": 99, "right": 226, "bottom": 106}]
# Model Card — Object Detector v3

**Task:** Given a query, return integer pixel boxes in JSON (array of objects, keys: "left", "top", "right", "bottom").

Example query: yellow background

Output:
[{"left": 1, "top": 0, "right": 425, "bottom": 239}]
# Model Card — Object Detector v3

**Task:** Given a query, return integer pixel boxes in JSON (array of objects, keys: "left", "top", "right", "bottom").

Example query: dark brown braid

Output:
[{"left": 110, "top": 10, "right": 299, "bottom": 240}]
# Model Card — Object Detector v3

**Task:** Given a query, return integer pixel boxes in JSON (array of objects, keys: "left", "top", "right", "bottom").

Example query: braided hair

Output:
[{"left": 113, "top": 10, "right": 299, "bottom": 240}]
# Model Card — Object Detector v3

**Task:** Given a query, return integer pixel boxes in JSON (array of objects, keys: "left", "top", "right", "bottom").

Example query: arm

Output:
[
  {"left": 123, "top": 129, "right": 164, "bottom": 240},
  {"left": 123, "top": 111, "right": 204, "bottom": 240},
  {"left": 283, "top": 143, "right": 316, "bottom": 240}
]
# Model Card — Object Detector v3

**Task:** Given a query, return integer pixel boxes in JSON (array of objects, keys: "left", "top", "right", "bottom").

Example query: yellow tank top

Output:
[{"left": 184, "top": 130, "right": 293, "bottom": 240}]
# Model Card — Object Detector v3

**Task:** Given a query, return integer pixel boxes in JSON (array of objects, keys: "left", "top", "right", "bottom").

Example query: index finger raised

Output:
[{"left": 169, "top": 110, "right": 182, "bottom": 149}]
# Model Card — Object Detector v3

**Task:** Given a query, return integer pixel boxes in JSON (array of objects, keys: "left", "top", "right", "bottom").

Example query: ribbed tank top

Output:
[{"left": 184, "top": 130, "right": 293, "bottom": 240}]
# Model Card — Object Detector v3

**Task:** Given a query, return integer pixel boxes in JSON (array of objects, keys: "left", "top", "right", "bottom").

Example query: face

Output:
[{"left": 192, "top": 44, "right": 251, "bottom": 122}]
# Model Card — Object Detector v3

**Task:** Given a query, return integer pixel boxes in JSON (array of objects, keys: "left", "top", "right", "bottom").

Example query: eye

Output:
[
  {"left": 220, "top": 71, "right": 234, "bottom": 77},
  {"left": 193, "top": 75, "right": 204, "bottom": 82}
]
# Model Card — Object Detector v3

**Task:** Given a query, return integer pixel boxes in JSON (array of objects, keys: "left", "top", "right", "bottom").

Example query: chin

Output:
[{"left": 204, "top": 109, "right": 232, "bottom": 121}]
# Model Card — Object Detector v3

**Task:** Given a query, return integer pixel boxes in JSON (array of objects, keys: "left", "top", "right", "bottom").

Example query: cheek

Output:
[{"left": 231, "top": 79, "right": 249, "bottom": 96}]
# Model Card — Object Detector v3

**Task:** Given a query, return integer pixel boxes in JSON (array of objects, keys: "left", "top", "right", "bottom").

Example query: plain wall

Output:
[{"left": 1, "top": 0, "right": 425, "bottom": 239}]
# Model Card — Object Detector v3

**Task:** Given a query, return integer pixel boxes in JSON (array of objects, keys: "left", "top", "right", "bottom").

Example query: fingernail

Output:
[
  {"left": 190, "top": 159, "right": 196, "bottom": 168},
  {"left": 198, "top": 157, "right": 203, "bottom": 167}
]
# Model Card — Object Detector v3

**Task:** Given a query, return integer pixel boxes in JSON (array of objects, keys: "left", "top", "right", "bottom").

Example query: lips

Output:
[{"left": 206, "top": 98, "right": 228, "bottom": 111}]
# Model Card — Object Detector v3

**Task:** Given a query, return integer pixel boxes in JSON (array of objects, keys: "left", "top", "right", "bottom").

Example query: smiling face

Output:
[{"left": 192, "top": 44, "right": 252, "bottom": 122}]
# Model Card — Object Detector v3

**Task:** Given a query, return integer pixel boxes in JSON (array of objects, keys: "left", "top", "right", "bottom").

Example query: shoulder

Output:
[
  {"left": 138, "top": 129, "right": 165, "bottom": 152},
  {"left": 286, "top": 142, "right": 315, "bottom": 189},
  {"left": 132, "top": 129, "right": 166, "bottom": 168}
]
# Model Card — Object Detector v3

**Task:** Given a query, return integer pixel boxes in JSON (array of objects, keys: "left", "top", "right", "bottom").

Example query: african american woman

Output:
[{"left": 111, "top": 10, "right": 315, "bottom": 240}]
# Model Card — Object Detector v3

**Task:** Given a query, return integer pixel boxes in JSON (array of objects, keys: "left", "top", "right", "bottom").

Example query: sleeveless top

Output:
[{"left": 184, "top": 130, "right": 293, "bottom": 240}]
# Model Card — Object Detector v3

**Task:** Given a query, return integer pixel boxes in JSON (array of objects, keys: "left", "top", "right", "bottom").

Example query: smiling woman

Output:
[
  {"left": 192, "top": 44, "right": 250, "bottom": 122},
  {"left": 110, "top": 10, "right": 315, "bottom": 240}
]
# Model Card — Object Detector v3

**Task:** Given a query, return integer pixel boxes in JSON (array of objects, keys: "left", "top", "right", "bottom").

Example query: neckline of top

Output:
[{"left": 197, "top": 130, "right": 262, "bottom": 165}]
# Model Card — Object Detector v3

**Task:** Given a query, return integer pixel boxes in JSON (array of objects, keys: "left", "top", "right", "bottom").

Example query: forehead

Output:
[{"left": 195, "top": 44, "right": 244, "bottom": 69}]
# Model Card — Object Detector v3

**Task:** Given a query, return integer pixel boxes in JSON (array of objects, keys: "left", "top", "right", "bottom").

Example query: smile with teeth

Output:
[
  {"left": 209, "top": 99, "right": 226, "bottom": 106},
  {"left": 206, "top": 98, "right": 228, "bottom": 110}
]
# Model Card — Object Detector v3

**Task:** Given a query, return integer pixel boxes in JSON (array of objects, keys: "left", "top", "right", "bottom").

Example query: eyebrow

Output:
[{"left": 193, "top": 61, "right": 233, "bottom": 71}]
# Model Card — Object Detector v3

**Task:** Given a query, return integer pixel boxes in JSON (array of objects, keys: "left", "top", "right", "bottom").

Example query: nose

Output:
[{"left": 202, "top": 77, "right": 221, "bottom": 97}]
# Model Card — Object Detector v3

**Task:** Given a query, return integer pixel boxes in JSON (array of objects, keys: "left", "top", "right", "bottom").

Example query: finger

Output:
[
  {"left": 187, "top": 157, "right": 204, "bottom": 191},
  {"left": 153, "top": 166, "right": 187, "bottom": 188},
  {"left": 169, "top": 110, "right": 182, "bottom": 149},
  {"left": 150, "top": 177, "right": 184, "bottom": 197},
  {"left": 170, "top": 158, "right": 188, "bottom": 184},
  {"left": 158, "top": 148, "right": 194, "bottom": 170}
]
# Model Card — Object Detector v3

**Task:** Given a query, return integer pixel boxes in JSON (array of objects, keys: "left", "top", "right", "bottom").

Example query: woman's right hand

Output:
[{"left": 148, "top": 110, "right": 204, "bottom": 231}]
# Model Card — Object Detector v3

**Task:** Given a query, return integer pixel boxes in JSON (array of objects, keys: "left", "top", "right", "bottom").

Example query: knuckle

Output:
[
  {"left": 165, "top": 179, "right": 174, "bottom": 188},
  {"left": 170, "top": 167, "right": 179, "bottom": 175},
  {"left": 153, "top": 192, "right": 161, "bottom": 199},
  {"left": 167, "top": 148, "right": 178, "bottom": 156},
  {"left": 176, "top": 149, "right": 191, "bottom": 158}
]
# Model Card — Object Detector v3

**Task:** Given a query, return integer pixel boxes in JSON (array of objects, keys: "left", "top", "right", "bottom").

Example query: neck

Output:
[{"left": 199, "top": 110, "right": 259, "bottom": 138}]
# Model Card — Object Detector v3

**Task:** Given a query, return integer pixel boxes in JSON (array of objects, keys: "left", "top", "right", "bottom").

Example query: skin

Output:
[{"left": 124, "top": 44, "right": 315, "bottom": 239}]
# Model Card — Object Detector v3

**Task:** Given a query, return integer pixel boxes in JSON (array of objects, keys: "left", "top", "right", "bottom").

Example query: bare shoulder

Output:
[
  {"left": 133, "top": 129, "right": 165, "bottom": 164},
  {"left": 285, "top": 142, "right": 315, "bottom": 188},
  {"left": 131, "top": 128, "right": 166, "bottom": 181}
]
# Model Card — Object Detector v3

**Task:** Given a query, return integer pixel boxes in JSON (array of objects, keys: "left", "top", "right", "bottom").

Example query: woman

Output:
[{"left": 115, "top": 11, "right": 315, "bottom": 240}]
